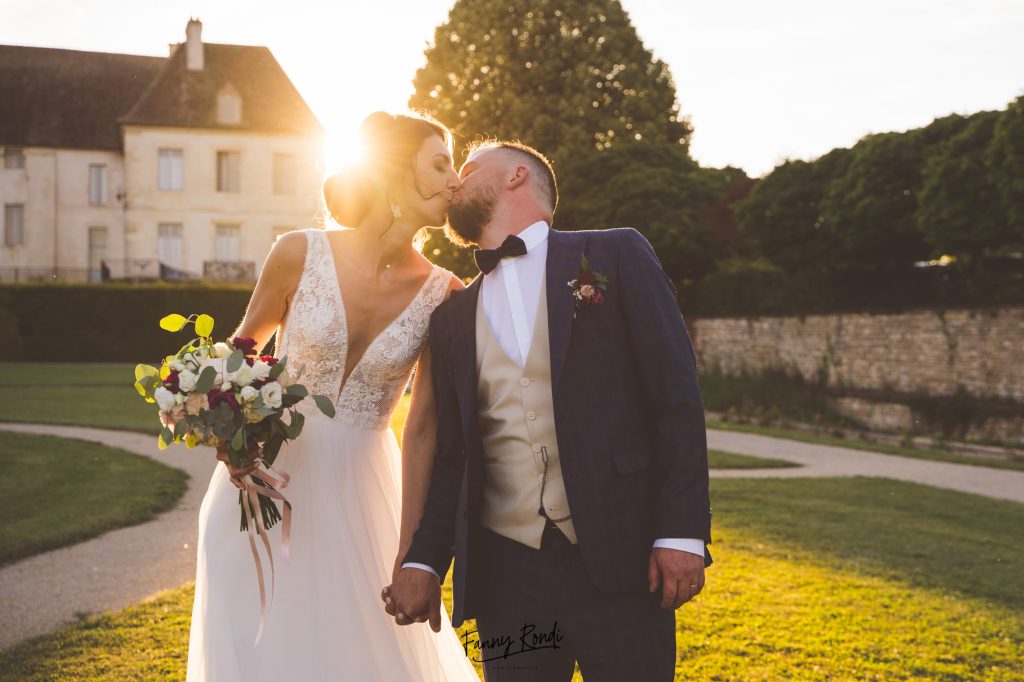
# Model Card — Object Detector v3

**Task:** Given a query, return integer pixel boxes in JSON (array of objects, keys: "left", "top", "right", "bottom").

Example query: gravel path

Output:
[
  {"left": 0, "top": 424, "right": 216, "bottom": 651},
  {"left": 1, "top": 422, "right": 1022, "bottom": 651}
]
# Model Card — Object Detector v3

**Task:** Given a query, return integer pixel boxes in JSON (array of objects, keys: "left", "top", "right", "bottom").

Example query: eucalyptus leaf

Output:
[
  {"left": 159, "top": 314, "right": 188, "bottom": 332},
  {"left": 226, "top": 349, "right": 244, "bottom": 374},
  {"left": 195, "top": 314, "right": 215, "bottom": 338},
  {"left": 268, "top": 362, "right": 285, "bottom": 380},
  {"left": 286, "top": 384, "right": 308, "bottom": 398},
  {"left": 195, "top": 365, "right": 217, "bottom": 394},
  {"left": 312, "top": 394, "right": 336, "bottom": 418},
  {"left": 288, "top": 411, "right": 305, "bottom": 439},
  {"left": 160, "top": 426, "right": 173, "bottom": 447},
  {"left": 231, "top": 426, "right": 245, "bottom": 450}
]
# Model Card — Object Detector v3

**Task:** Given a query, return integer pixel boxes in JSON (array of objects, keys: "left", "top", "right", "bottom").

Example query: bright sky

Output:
[{"left": 2, "top": 0, "right": 1021, "bottom": 177}]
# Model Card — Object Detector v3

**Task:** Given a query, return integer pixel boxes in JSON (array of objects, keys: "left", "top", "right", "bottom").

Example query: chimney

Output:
[{"left": 186, "top": 18, "right": 203, "bottom": 71}]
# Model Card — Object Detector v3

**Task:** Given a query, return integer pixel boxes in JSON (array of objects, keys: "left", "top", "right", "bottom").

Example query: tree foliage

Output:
[{"left": 410, "top": 0, "right": 691, "bottom": 164}]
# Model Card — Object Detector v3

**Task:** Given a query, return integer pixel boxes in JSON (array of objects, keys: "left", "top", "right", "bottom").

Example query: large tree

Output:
[
  {"left": 410, "top": 0, "right": 691, "bottom": 165},
  {"left": 987, "top": 95, "right": 1024, "bottom": 248},
  {"left": 410, "top": 0, "right": 696, "bottom": 278},
  {"left": 916, "top": 110, "right": 1006, "bottom": 268}
]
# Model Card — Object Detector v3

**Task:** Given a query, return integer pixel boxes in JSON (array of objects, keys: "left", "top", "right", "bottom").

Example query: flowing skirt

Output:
[{"left": 185, "top": 416, "right": 480, "bottom": 681}]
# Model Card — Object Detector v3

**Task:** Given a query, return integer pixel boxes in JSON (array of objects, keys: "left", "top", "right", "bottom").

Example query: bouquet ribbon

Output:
[{"left": 239, "top": 460, "right": 292, "bottom": 646}]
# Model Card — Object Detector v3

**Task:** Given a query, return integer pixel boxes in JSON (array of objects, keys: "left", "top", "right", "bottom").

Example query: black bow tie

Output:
[{"left": 474, "top": 234, "right": 528, "bottom": 274}]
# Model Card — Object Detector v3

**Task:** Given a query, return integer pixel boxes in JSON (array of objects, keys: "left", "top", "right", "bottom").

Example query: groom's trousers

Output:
[{"left": 471, "top": 519, "right": 676, "bottom": 682}]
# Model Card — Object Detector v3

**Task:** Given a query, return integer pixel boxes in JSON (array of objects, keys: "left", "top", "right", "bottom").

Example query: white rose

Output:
[
  {"left": 154, "top": 386, "right": 176, "bottom": 411},
  {"left": 240, "top": 385, "right": 259, "bottom": 402},
  {"left": 168, "top": 359, "right": 185, "bottom": 373},
  {"left": 213, "top": 342, "right": 232, "bottom": 359},
  {"left": 178, "top": 370, "right": 197, "bottom": 392},
  {"left": 235, "top": 364, "right": 254, "bottom": 387},
  {"left": 174, "top": 391, "right": 186, "bottom": 406},
  {"left": 260, "top": 381, "right": 283, "bottom": 409},
  {"left": 251, "top": 360, "right": 272, "bottom": 381},
  {"left": 196, "top": 345, "right": 210, "bottom": 360},
  {"left": 222, "top": 381, "right": 233, "bottom": 391}
]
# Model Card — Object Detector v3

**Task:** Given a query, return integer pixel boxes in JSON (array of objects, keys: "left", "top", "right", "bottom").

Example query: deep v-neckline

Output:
[{"left": 319, "top": 230, "right": 438, "bottom": 399}]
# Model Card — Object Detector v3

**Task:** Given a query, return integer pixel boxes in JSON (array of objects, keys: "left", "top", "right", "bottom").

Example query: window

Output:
[
  {"left": 4, "top": 204, "right": 25, "bottom": 246},
  {"left": 158, "top": 149, "right": 183, "bottom": 191},
  {"left": 217, "top": 85, "right": 242, "bottom": 125},
  {"left": 3, "top": 148, "right": 25, "bottom": 169},
  {"left": 88, "top": 164, "right": 107, "bottom": 205},
  {"left": 272, "top": 153, "right": 297, "bottom": 195},
  {"left": 88, "top": 227, "right": 108, "bottom": 282},
  {"left": 215, "top": 224, "right": 240, "bottom": 261},
  {"left": 216, "top": 151, "right": 240, "bottom": 192},
  {"left": 157, "top": 223, "right": 184, "bottom": 268}
]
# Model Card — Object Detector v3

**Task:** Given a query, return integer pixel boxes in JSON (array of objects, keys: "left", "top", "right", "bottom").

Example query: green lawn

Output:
[
  {"left": 1, "top": 477, "right": 1020, "bottom": 680},
  {"left": 0, "top": 362, "right": 157, "bottom": 434},
  {"left": 708, "top": 449, "right": 797, "bottom": 469},
  {"left": 0, "top": 431, "right": 188, "bottom": 566}
]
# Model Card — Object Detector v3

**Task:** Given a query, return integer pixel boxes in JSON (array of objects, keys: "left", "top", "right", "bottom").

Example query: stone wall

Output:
[{"left": 689, "top": 306, "right": 1024, "bottom": 442}]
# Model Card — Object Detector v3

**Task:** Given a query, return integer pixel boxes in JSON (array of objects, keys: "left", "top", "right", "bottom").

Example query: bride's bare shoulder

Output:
[{"left": 260, "top": 229, "right": 310, "bottom": 289}]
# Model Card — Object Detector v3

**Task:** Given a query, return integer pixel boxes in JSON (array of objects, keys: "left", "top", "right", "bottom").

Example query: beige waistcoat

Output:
[{"left": 475, "top": 275, "right": 578, "bottom": 548}]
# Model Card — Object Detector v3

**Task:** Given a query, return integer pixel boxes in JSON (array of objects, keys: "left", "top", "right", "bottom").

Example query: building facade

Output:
[{"left": 0, "top": 19, "right": 324, "bottom": 283}]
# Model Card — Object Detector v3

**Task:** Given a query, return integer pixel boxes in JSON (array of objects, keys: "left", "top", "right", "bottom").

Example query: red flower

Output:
[
  {"left": 232, "top": 336, "right": 258, "bottom": 357},
  {"left": 208, "top": 388, "right": 240, "bottom": 412},
  {"left": 260, "top": 355, "right": 279, "bottom": 366},
  {"left": 164, "top": 369, "right": 181, "bottom": 393}
]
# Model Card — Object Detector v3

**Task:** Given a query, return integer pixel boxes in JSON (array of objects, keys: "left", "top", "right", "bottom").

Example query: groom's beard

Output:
[{"left": 445, "top": 186, "right": 496, "bottom": 247}]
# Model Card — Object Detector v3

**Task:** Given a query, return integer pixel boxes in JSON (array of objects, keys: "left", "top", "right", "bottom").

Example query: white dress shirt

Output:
[{"left": 404, "top": 221, "right": 705, "bottom": 579}]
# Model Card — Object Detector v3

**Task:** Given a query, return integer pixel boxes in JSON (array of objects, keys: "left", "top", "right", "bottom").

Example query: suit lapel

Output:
[
  {"left": 448, "top": 276, "right": 482, "bottom": 441},
  {"left": 546, "top": 229, "right": 584, "bottom": 395}
]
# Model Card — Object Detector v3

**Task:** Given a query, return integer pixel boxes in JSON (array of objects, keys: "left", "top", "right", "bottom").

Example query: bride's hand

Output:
[{"left": 215, "top": 446, "right": 258, "bottom": 490}]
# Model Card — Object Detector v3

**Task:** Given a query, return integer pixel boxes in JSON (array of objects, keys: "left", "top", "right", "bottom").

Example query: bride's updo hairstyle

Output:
[{"left": 322, "top": 111, "right": 453, "bottom": 228}]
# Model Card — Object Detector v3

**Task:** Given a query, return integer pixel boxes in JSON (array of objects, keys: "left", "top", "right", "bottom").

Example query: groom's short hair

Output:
[{"left": 467, "top": 140, "right": 558, "bottom": 215}]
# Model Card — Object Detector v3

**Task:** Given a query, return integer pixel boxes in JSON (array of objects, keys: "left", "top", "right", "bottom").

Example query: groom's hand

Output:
[
  {"left": 384, "top": 567, "right": 442, "bottom": 632},
  {"left": 648, "top": 548, "right": 705, "bottom": 610}
]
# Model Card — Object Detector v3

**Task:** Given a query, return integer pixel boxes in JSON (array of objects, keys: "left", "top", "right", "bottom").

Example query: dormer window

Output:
[{"left": 217, "top": 85, "right": 242, "bottom": 125}]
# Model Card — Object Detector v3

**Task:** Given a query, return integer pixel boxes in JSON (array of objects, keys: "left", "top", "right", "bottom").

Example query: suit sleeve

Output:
[
  {"left": 616, "top": 228, "right": 712, "bottom": 545},
  {"left": 401, "top": 309, "right": 467, "bottom": 581}
]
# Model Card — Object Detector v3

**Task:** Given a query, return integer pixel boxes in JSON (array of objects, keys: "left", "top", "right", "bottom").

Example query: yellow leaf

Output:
[
  {"left": 195, "top": 314, "right": 215, "bottom": 338},
  {"left": 159, "top": 314, "right": 188, "bottom": 332},
  {"left": 134, "top": 364, "right": 158, "bottom": 381},
  {"left": 185, "top": 433, "right": 200, "bottom": 448},
  {"left": 157, "top": 434, "right": 168, "bottom": 451}
]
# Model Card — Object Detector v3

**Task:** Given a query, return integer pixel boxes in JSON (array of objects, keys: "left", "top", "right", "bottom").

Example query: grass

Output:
[
  {"left": 1, "top": 477, "right": 1020, "bottom": 680},
  {"left": 0, "top": 362, "right": 156, "bottom": 434},
  {"left": 707, "top": 449, "right": 797, "bottom": 469},
  {"left": 0, "top": 431, "right": 188, "bottom": 566}
]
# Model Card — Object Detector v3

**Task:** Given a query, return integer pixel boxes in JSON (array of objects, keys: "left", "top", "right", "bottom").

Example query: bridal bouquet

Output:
[{"left": 133, "top": 312, "right": 334, "bottom": 643}]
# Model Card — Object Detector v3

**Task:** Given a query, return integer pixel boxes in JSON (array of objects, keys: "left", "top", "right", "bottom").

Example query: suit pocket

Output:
[{"left": 612, "top": 448, "right": 654, "bottom": 474}]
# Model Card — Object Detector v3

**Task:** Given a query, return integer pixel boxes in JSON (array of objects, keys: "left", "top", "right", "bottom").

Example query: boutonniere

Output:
[{"left": 567, "top": 254, "right": 609, "bottom": 318}]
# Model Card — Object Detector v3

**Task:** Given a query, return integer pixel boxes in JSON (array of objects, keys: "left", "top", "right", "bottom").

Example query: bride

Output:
[{"left": 186, "top": 112, "right": 478, "bottom": 681}]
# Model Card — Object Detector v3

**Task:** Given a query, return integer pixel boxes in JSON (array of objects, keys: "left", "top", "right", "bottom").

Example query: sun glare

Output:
[{"left": 324, "top": 126, "right": 369, "bottom": 177}]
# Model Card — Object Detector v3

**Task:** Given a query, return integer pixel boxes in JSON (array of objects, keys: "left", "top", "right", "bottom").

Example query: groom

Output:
[{"left": 385, "top": 140, "right": 712, "bottom": 681}]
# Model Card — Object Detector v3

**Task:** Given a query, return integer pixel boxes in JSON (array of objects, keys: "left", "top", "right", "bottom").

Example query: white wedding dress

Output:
[{"left": 186, "top": 228, "right": 479, "bottom": 681}]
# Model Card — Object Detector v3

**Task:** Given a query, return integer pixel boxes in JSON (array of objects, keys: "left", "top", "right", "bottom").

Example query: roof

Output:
[
  {"left": 0, "top": 45, "right": 164, "bottom": 150},
  {"left": 0, "top": 42, "right": 323, "bottom": 151},
  {"left": 121, "top": 43, "right": 323, "bottom": 137}
]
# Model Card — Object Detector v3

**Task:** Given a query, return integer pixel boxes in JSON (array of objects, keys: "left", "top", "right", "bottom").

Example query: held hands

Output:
[
  {"left": 381, "top": 567, "right": 442, "bottom": 633},
  {"left": 215, "top": 445, "right": 258, "bottom": 490},
  {"left": 649, "top": 547, "right": 705, "bottom": 610}
]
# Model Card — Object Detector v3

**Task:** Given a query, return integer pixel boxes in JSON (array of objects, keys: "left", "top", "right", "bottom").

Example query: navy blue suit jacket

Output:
[{"left": 404, "top": 227, "right": 713, "bottom": 627}]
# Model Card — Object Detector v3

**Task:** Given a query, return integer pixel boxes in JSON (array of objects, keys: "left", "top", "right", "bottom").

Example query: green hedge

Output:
[{"left": 0, "top": 283, "right": 258, "bottom": 362}]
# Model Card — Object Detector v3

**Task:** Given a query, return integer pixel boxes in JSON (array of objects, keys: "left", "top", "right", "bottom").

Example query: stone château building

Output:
[{"left": 0, "top": 19, "right": 324, "bottom": 283}]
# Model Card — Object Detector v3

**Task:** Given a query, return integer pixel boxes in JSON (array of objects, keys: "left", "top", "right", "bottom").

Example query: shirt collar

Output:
[{"left": 516, "top": 220, "right": 550, "bottom": 253}]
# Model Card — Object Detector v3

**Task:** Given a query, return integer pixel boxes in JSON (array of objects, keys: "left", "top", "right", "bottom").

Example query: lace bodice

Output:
[{"left": 277, "top": 228, "right": 452, "bottom": 430}]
